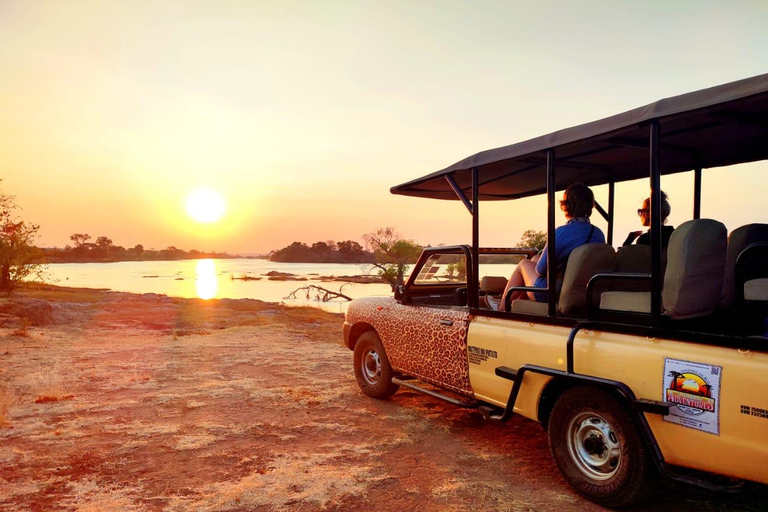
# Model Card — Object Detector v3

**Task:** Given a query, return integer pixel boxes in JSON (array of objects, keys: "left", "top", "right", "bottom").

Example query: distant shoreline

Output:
[{"left": 41, "top": 254, "right": 252, "bottom": 264}]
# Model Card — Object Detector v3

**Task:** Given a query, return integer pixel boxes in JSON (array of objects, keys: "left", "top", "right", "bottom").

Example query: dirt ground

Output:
[{"left": 0, "top": 286, "right": 766, "bottom": 512}]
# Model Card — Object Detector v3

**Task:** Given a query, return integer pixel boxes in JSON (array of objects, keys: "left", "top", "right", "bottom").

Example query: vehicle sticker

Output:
[
  {"left": 468, "top": 346, "right": 497, "bottom": 365},
  {"left": 662, "top": 358, "right": 721, "bottom": 436}
]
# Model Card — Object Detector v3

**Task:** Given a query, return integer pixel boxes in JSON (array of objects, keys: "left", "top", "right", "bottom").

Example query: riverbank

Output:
[{"left": 1, "top": 284, "right": 765, "bottom": 512}]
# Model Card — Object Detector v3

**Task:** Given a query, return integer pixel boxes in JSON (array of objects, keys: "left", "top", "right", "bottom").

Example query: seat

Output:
[
  {"left": 600, "top": 219, "right": 727, "bottom": 319},
  {"left": 719, "top": 223, "right": 768, "bottom": 308},
  {"left": 480, "top": 276, "right": 507, "bottom": 295},
  {"left": 733, "top": 240, "right": 768, "bottom": 335},
  {"left": 510, "top": 243, "right": 616, "bottom": 316},
  {"left": 612, "top": 244, "right": 651, "bottom": 293}
]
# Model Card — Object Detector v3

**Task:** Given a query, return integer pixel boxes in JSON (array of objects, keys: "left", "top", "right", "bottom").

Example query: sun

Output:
[{"left": 186, "top": 188, "right": 226, "bottom": 223}]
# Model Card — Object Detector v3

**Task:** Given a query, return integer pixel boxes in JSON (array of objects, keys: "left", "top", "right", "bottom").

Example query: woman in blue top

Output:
[{"left": 493, "top": 182, "right": 605, "bottom": 311}]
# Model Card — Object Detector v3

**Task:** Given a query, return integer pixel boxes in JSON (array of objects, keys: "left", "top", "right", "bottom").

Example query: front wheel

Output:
[
  {"left": 353, "top": 331, "right": 399, "bottom": 399},
  {"left": 548, "top": 387, "right": 653, "bottom": 508}
]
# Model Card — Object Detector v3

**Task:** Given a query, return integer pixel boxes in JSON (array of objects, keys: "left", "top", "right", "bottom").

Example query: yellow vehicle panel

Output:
[{"left": 467, "top": 315, "right": 768, "bottom": 484}]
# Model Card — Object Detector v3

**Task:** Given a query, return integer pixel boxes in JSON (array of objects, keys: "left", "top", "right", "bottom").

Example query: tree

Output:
[
  {"left": 69, "top": 233, "right": 91, "bottom": 248},
  {"left": 519, "top": 229, "right": 547, "bottom": 251},
  {"left": 95, "top": 236, "right": 113, "bottom": 250},
  {"left": 363, "top": 227, "right": 422, "bottom": 290},
  {"left": 0, "top": 190, "right": 44, "bottom": 292}
]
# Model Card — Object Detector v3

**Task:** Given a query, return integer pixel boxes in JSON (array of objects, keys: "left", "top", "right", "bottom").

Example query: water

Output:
[{"left": 44, "top": 259, "right": 517, "bottom": 313}]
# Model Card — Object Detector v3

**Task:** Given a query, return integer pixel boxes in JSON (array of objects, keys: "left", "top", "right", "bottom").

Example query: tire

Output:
[
  {"left": 353, "top": 330, "right": 399, "bottom": 399},
  {"left": 548, "top": 386, "right": 652, "bottom": 508}
]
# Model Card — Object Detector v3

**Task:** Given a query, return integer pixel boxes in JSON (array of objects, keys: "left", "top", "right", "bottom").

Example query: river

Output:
[{"left": 44, "top": 259, "right": 517, "bottom": 313}]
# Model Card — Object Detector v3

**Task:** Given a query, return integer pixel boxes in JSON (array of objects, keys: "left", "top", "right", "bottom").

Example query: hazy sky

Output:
[{"left": 1, "top": 1, "right": 766, "bottom": 253}]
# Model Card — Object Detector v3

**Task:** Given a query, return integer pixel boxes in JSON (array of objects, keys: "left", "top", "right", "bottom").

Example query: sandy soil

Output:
[{"left": 0, "top": 286, "right": 765, "bottom": 512}]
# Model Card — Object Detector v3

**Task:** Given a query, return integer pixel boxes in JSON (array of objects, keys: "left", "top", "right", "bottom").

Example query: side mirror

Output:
[{"left": 394, "top": 284, "right": 407, "bottom": 303}]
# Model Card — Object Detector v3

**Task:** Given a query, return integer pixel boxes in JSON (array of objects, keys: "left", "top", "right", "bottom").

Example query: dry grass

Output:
[
  {"left": 0, "top": 287, "right": 765, "bottom": 512},
  {"left": 0, "top": 387, "right": 17, "bottom": 424},
  {"left": 22, "top": 364, "right": 74, "bottom": 404},
  {"left": 167, "top": 452, "right": 373, "bottom": 512},
  {"left": 10, "top": 318, "right": 30, "bottom": 337},
  {"left": 18, "top": 282, "right": 107, "bottom": 303}
]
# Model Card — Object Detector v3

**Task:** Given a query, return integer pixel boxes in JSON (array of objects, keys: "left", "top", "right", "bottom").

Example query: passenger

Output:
[
  {"left": 488, "top": 183, "right": 605, "bottom": 311},
  {"left": 622, "top": 191, "right": 675, "bottom": 247}
]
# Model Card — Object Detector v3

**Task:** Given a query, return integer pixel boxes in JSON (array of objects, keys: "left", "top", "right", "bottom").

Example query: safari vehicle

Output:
[{"left": 342, "top": 74, "right": 768, "bottom": 507}]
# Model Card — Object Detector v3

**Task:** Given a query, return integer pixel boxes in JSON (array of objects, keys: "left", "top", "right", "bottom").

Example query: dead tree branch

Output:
[{"left": 284, "top": 284, "right": 353, "bottom": 302}]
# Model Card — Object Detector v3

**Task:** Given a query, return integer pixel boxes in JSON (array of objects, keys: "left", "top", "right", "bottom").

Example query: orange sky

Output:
[{"left": 1, "top": 1, "right": 767, "bottom": 254}]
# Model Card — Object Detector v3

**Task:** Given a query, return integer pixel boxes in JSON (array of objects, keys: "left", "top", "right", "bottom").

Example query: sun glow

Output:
[
  {"left": 186, "top": 188, "right": 226, "bottom": 223},
  {"left": 195, "top": 259, "right": 218, "bottom": 300}
]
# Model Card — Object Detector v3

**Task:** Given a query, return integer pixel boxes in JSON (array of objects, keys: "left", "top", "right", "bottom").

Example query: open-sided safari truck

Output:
[{"left": 342, "top": 74, "right": 768, "bottom": 507}]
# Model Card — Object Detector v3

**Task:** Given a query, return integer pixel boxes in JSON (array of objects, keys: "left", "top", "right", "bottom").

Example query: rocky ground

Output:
[{"left": 0, "top": 285, "right": 765, "bottom": 511}]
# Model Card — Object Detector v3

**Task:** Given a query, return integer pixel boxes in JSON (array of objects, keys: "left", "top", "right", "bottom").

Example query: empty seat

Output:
[
  {"left": 612, "top": 244, "right": 651, "bottom": 292},
  {"left": 510, "top": 243, "right": 616, "bottom": 316},
  {"left": 480, "top": 276, "right": 508, "bottom": 295},
  {"left": 720, "top": 223, "right": 768, "bottom": 308},
  {"left": 600, "top": 219, "right": 727, "bottom": 319},
  {"left": 745, "top": 279, "right": 768, "bottom": 301}
]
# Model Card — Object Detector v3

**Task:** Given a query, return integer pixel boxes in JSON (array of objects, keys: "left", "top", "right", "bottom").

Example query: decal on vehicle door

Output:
[
  {"left": 662, "top": 358, "right": 722, "bottom": 436},
  {"left": 467, "top": 346, "right": 498, "bottom": 365}
]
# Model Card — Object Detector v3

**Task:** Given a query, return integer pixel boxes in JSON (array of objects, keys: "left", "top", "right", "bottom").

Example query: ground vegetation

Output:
[
  {"left": 363, "top": 227, "right": 422, "bottom": 290},
  {"left": 0, "top": 188, "right": 45, "bottom": 292}
]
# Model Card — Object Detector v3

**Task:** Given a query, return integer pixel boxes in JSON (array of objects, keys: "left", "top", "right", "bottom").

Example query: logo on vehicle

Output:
[{"left": 665, "top": 370, "right": 715, "bottom": 415}]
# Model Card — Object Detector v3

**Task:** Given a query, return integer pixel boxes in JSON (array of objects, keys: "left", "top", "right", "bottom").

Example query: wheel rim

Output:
[
  {"left": 361, "top": 347, "right": 382, "bottom": 385},
  {"left": 566, "top": 411, "right": 622, "bottom": 481}
]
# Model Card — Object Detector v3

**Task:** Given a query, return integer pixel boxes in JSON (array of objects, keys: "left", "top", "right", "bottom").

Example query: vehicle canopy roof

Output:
[{"left": 391, "top": 73, "right": 768, "bottom": 201}]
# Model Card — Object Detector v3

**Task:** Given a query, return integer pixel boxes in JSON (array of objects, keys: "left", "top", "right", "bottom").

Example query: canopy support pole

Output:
[
  {"left": 650, "top": 121, "right": 662, "bottom": 328},
  {"left": 608, "top": 182, "right": 615, "bottom": 246},
  {"left": 693, "top": 168, "right": 702, "bottom": 219},
  {"left": 546, "top": 149, "right": 557, "bottom": 317},
  {"left": 471, "top": 168, "right": 480, "bottom": 309},
  {"left": 445, "top": 174, "right": 473, "bottom": 215}
]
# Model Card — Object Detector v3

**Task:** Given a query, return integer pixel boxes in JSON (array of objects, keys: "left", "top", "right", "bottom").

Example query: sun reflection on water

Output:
[{"left": 195, "top": 259, "right": 218, "bottom": 299}]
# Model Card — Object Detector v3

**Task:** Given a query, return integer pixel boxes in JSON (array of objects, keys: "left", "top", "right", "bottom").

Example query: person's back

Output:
[{"left": 532, "top": 218, "right": 605, "bottom": 301}]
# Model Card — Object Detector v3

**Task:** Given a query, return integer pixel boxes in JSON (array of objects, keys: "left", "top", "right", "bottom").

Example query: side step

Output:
[{"left": 391, "top": 377, "right": 476, "bottom": 408}]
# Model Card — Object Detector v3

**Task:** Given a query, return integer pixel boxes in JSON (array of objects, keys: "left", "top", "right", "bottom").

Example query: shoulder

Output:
[{"left": 593, "top": 225, "right": 606, "bottom": 241}]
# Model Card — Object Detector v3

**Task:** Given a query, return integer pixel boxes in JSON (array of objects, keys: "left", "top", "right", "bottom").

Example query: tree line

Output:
[
  {"left": 269, "top": 240, "right": 375, "bottom": 263},
  {"left": 269, "top": 228, "right": 423, "bottom": 290},
  {"left": 40, "top": 233, "right": 237, "bottom": 263}
]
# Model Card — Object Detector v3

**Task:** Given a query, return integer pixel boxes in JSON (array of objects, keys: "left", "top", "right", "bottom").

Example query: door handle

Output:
[{"left": 440, "top": 319, "right": 454, "bottom": 326}]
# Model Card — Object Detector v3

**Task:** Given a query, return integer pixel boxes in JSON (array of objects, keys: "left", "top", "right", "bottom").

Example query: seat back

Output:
[
  {"left": 720, "top": 223, "right": 768, "bottom": 308},
  {"left": 480, "top": 276, "right": 507, "bottom": 295},
  {"left": 613, "top": 244, "right": 651, "bottom": 292},
  {"left": 663, "top": 219, "right": 727, "bottom": 319},
  {"left": 558, "top": 243, "right": 616, "bottom": 315}
]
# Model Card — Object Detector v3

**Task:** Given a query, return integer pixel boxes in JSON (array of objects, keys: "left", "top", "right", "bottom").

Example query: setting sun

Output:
[{"left": 186, "top": 188, "right": 226, "bottom": 224}]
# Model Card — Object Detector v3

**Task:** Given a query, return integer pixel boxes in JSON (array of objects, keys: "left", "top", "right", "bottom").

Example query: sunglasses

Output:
[{"left": 637, "top": 208, "right": 649, "bottom": 216}]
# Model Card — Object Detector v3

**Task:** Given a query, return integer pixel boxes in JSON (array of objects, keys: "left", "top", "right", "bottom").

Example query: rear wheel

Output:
[
  {"left": 353, "top": 331, "right": 399, "bottom": 399},
  {"left": 548, "top": 387, "right": 652, "bottom": 508}
]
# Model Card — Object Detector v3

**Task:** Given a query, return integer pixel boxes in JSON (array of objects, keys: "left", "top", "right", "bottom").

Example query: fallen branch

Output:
[{"left": 284, "top": 284, "right": 353, "bottom": 302}]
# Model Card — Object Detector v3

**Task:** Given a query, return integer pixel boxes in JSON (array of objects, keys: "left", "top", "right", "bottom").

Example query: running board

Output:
[{"left": 391, "top": 377, "right": 476, "bottom": 408}]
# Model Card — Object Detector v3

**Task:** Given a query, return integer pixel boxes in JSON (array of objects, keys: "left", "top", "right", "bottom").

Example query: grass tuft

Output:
[
  {"left": 11, "top": 318, "right": 31, "bottom": 337},
  {"left": 0, "top": 386, "right": 18, "bottom": 424},
  {"left": 27, "top": 366, "right": 73, "bottom": 403}
]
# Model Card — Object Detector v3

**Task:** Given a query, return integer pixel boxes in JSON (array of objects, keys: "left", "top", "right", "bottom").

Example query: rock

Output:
[
  {"left": 265, "top": 271, "right": 296, "bottom": 277},
  {"left": 0, "top": 298, "right": 55, "bottom": 326}
]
